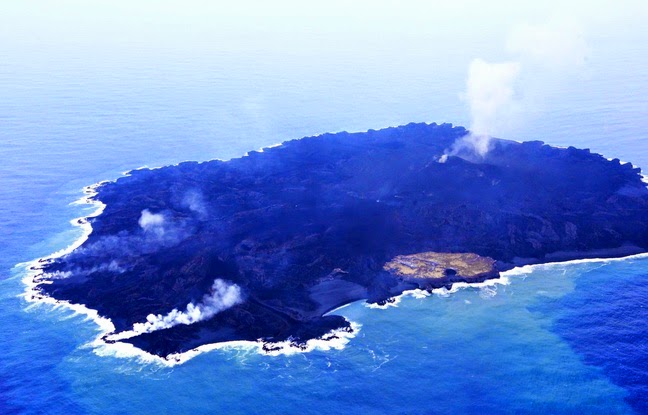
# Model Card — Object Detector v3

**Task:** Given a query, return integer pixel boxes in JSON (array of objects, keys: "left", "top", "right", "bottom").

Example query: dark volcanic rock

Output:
[{"left": 37, "top": 122, "right": 648, "bottom": 358}]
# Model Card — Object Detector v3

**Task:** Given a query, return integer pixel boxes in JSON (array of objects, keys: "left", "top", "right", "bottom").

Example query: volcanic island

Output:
[{"left": 30, "top": 123, "right": 648, "bottom": 360}]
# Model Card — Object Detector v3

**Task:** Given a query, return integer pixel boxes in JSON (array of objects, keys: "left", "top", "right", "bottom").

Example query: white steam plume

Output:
[
  {"left": 132, "top": 279, "right": 243, "bottom": 334},
  {"left": 182, "top": 190, "right": 208, "bottom": 220},
  {"left": 445, "top": 19, "right": 587, "bottom": 159},
  {"left": 463, "top": 59, "right": 520, "bottom": 156},
  {"left": 467, "top": 59, "right": 521, "bottom": 139},
  {"left": 139, "top": 209, "right": 165, "bottom": 235}
]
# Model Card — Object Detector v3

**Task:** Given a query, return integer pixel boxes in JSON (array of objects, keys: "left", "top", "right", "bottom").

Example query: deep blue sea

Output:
[{"left": 1, "top": 3, "right": 647, "bottom": 414}]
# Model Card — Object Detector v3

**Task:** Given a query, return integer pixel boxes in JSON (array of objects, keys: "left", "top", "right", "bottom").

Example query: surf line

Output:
[
  {"left": 19, "top": 172, "right": 648, "bottom": 366},
  {"left": 20, "top": 178, "right": 361, "bottom": 366}
]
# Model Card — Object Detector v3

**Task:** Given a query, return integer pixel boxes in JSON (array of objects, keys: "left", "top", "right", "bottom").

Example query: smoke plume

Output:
[
  {"left": 132, "top": 279, "right": 243, "bottom": 333},
  {"left": 446, "top": 19, "right": 587, "bottom": 159},
  {"left": 63, "top": 208, "right": 194, "bottom": 269},
  {"left": 139, "top": 209, "right": 166, "bottom": 235},
  {"left": 181, "top": 189, "right": 208, "bottom": 220}
]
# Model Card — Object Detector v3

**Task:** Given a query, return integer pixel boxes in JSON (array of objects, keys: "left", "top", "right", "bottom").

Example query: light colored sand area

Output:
[{"left": 384, "top": 252, "right": 495, "bottom": 279}]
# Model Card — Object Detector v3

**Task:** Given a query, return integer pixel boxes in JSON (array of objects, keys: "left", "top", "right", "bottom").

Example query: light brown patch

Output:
[{"left": 383, "top": 252, "right": 495, "bottom": 279}]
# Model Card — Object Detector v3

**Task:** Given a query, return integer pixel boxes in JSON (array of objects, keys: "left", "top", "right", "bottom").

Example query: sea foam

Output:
[
  {"left": 20, "top": 162, "right": 648, "bottom": 367},
  {"left": 21, "top": 145, "right": 362, "bottom": 367}
]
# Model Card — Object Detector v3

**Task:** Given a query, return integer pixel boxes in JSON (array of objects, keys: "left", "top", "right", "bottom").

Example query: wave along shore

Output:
[
  {"left": 20, "top": 177, "right": 648, "bottom": 366},
  {"left": 20, "top": 124, "right": 648, "bottom": 366}
]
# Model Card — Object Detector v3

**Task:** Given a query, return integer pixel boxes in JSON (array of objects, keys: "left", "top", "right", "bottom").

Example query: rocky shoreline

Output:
[{"left": 33, "top": 122, "right": 648, "bottom": 359}]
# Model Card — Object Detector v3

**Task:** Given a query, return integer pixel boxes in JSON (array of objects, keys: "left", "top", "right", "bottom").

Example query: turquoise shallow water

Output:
[
  {"left": 1, "top": 3, "right": 648, "bottom": 414},
  {"left": 2, "top": 256, "right": 645, "bottom": 414}
]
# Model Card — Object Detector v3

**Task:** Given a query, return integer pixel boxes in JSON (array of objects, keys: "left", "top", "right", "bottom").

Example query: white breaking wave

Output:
[
  {"left": 131, "top": 279, "right": 242, "bottom": 334},
  {"left": 366, "top": 274, "right": 511, "bottom": 309},
  {"left": 93, "top": 321, "right": 361, "bottom": 366},
  {"left": 22, "top": 170, "right": 361, "bottom": 368}
]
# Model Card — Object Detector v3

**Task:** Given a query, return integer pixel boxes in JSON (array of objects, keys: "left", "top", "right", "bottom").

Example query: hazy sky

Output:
[
  {"left": 2, "top": 1, "right": 646, "bottom": 52},
  {"left": 1, "top": 0, "right": 646, "bottom": 164}
]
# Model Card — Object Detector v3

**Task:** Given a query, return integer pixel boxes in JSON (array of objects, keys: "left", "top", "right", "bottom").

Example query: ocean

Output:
[{"left": 1, "top": 2, "right": 647, "bottom": 414}]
